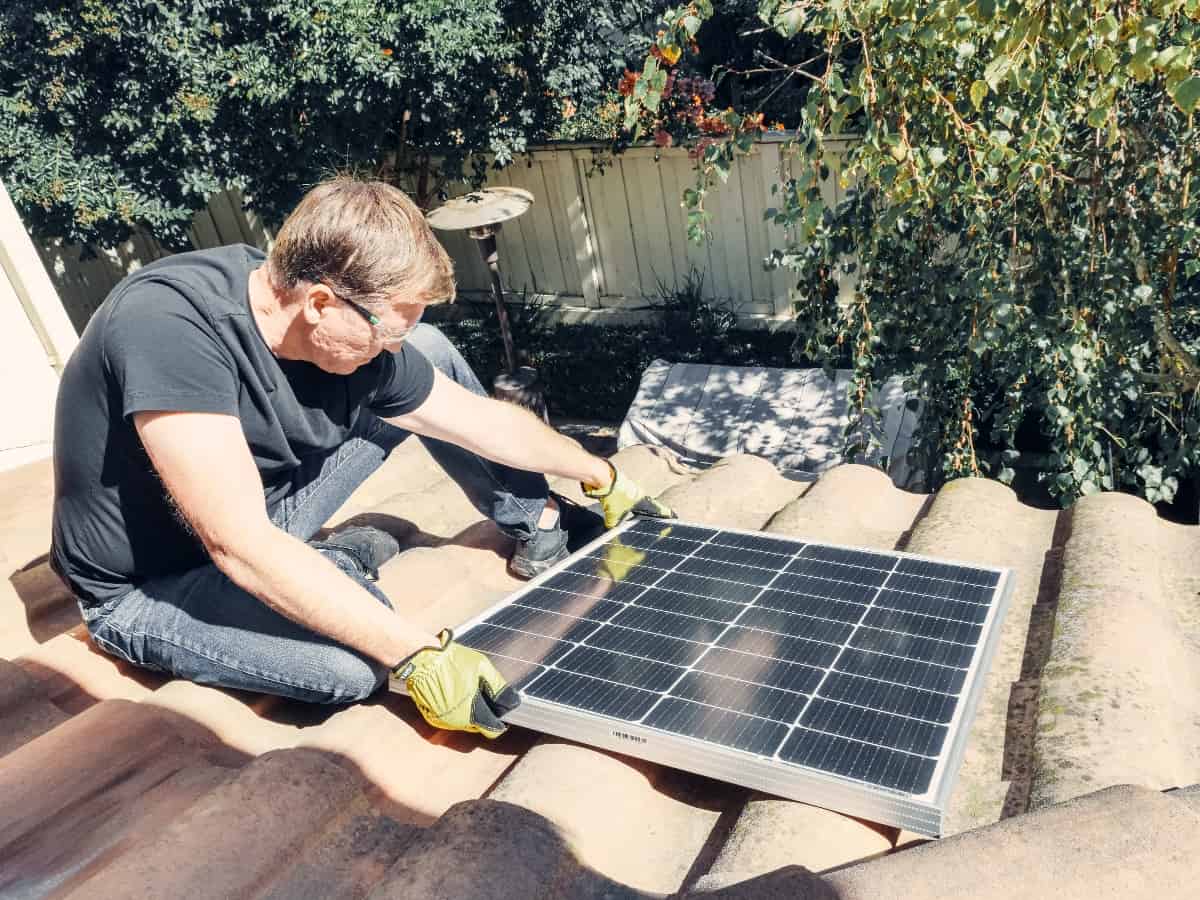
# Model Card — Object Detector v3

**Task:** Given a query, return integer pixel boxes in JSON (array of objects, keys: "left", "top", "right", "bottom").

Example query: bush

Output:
[
  {"left": 0, "top": 0, "right": 634, "bottom": 248},
  {"left": 627, "top": 2, "right": 1200, "bottom": 505},
  {"left": 431, "top": 280, "right": 797, "bottom": 421}
]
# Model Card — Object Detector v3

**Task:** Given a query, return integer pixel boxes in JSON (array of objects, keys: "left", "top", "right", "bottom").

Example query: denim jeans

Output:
[{"left": 82, "top": 324, "right": 550, "bottom": 703}]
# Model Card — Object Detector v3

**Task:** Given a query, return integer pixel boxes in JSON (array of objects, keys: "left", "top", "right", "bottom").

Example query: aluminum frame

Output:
[{"left": 451, "top": 517, "right": 1016, "bottom": 837}]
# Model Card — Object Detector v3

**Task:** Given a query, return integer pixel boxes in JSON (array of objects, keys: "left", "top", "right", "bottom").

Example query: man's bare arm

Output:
[
  {"left": 134, "top": 411, "right": 437, "bottom": 666},
  {"left": 387, "top": 371, "right": 613, "bottom": 488}
]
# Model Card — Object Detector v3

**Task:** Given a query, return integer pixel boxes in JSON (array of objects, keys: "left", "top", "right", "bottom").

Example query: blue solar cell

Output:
[
  {"left": 525, "top": 668, "right": 660, "bottom": 720},
  {"left": 643, "top": 697, "right": 790, "bottom": 756}
]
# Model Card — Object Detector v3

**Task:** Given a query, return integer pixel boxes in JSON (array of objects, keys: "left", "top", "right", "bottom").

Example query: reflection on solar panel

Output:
[{"left": 457, "top": 518, "right": 1014, "bottom": 836}]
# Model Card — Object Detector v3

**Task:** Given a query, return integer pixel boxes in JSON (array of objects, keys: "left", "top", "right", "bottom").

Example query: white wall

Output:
[{"left": 0, "top": 180, "right": 79, "bottom": 471}]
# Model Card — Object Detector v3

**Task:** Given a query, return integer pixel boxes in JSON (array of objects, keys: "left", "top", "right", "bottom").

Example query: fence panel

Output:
[{"left": 40, "top": 140, "right": 847, "bottom": 330}]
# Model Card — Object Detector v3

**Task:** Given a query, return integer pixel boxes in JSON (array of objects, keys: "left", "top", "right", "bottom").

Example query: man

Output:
[{"left": 50, "top": 176, "right": 671, "bottom": 738}]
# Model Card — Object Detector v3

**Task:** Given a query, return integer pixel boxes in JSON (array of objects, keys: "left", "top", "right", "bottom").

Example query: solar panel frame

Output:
[{"left": 451, "top": 517, "right": 1016, "bottom": 837}]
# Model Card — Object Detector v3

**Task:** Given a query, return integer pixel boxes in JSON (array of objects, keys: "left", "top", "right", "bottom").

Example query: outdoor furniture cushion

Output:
[{"left": 617, "top": 360, "right": 924, "bottom": 490}]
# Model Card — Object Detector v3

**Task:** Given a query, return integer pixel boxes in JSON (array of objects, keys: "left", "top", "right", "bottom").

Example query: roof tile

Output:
[
  {"left": 1032, "top": 492, "right": 1200, "bottom": 808},
  {"left": 64, "top": 748, "right": 368, "bottom": 899}
]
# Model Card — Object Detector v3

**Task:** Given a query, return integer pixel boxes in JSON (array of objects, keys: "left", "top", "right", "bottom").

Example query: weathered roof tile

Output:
[
  {"left": 64, "top": 748, "right": 369, "bottom": 900},
  {"left": 487, "top": 739, "right": 737, "bottom": 895},
  {"left": 766, "top": 463, "right": 926, "bottom": 550},
  {"left": 659, "top": 453, "right": 806, "bottom": 531},
  {"left": 1032, "top": 492, "right": 1200, "bottom": 808}
]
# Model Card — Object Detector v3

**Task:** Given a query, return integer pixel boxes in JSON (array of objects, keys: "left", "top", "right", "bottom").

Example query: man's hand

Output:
[
  {"left": 391, "top": 629, "right": 520, "bottom": 739},
  {"left": 583, "top": 462, "right": 677, "bottom": 529}
]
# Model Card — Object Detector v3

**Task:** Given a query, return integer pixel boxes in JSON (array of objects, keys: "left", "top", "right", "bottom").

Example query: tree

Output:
[
  {"left": 627, "top": 1, "right": 1200, "bottom": 506},
  {"left": 0, "top": 0, "right": 633, "bottom": 249}
]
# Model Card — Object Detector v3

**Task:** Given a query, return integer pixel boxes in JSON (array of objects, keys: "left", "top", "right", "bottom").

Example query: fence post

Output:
[{"left": 562, "top": 149, "right": 602, "bottom": 307}]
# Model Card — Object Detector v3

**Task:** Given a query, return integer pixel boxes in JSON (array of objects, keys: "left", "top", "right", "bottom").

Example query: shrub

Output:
[
  {"left": 627, "top": 1, "right": 1200, "bottom": 505},
  {"left": 431, "top": 283, "right": 797, "bottom": 421},
  {"left": 0, "top": 0, "right": 634, "bottom": 249}
]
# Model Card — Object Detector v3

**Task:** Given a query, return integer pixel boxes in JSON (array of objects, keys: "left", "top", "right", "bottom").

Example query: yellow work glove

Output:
[
  {"left": 389, "top": 629, "right": 519, "bottom": 739},
  {"left": 583, "top": 462, "right": 677, "bottom": 529}
]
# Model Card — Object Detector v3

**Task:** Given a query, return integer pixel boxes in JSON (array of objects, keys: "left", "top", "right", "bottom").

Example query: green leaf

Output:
[
  {"left": 1094, "top": 47, "right": 1116, "bottom": 75},
  {"left": 776, "top": 4, "right": 804, "bottom": 38},
  {"left": 927, "top": 146, "right": 947, "bottom": 168},
  {"left": 1097, "top": 14, "right": 1119, "bottom": 43},
  {"left": 681, "top": 15, "right": 702, "bottom": 37},
  {"left": 1087, "top": 107, "right": 1108, "bottom": 128},
  {"left": 970, "top": 79, "right": 988, "bottom": 110},
  {"left": 1170, "top": 76, "right": 1200, "bottom": 115},
  {"left": 1154, "top": 45, "right": 1191, "bottom": 72},
  {"left": 978, "top": 0, "right": 996, "bottom": 22},
  {"left": 1129, "top": 46, "right": 1155, "bottom": 81},
  {"left": 983, "top": 56, "right": 1007, "bottom": 90}
]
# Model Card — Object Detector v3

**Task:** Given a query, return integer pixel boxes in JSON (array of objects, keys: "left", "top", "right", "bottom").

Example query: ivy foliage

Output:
[
  {"left": 0, "top": 0, "right": 632, "bottom": 249},
  {"left": 628, "top": 1, "right": 1200, "bottom": 505}
]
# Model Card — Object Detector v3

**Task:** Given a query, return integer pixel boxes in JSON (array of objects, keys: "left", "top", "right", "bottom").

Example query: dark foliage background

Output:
[{"left": 0, "top": 0, "right": 639, "bottom": 249}]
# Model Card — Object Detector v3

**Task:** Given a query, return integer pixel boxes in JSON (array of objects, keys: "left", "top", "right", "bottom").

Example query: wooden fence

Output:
[{"left": 38, "top": 137, "right": 848, "bottom": 332}]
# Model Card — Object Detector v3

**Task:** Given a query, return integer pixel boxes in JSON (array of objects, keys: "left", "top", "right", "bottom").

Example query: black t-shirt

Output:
[{"left": 50, "top": 244, "right": 435, "bottom": 605}]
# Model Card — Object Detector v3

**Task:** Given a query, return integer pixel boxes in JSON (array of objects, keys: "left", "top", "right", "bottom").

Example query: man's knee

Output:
[
  {"left": 405, "top": 324, "right": 482, "bottom": 392},
  {"left": 317, "top": 646, "right": 389, "bottom": 703},
  {"left": 405, "top": 323, "right": 457, "bottom": 370}
]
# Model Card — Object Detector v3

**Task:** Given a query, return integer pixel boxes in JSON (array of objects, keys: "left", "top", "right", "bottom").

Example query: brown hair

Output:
[{"left": 267, "top": 176, "right": 455, "bottom": 310}]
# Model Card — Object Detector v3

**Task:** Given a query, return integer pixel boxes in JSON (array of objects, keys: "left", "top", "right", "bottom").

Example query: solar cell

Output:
[{"left": 454, "top": 517, "right": 1014, "bottom": 836}]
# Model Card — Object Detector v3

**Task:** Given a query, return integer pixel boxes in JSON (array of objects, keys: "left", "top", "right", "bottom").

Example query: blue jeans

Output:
[{"left": 82, "top": 325, "right": 549, "bottom": 703}]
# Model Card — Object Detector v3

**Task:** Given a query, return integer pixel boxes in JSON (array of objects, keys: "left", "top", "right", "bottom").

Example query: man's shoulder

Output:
[{"left": 108, "top": 244, "right": 263, "bottom": 321}]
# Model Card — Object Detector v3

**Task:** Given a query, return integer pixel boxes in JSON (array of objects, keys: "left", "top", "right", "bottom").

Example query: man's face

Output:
[{"left": 302, "top": 283, "right": 425, "bottom": 374}]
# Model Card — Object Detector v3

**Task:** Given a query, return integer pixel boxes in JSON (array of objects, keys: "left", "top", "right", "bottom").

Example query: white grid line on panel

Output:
[
  {"left": 578, "top": 556, "right": 993, "bottom": 609},
  {"left": 476, "top": 605, "right": 969, "bottom": 709},
  {"left": 519, "top": 584, "right": 981, "bottom": 651},
  {"left": 782, "top": 556, "right": 904, "bottom": 744},
  {"left": 609, "top": 534, "right": 1000, "bottom": 589},
  {"left": 631, "top": 530, "right": 807, "bottom": 747},
  {"left": 540, "top": 572, "right": 987, "bottom": 630},
  {"left": 497, "top": 644, "right": 954, "bottom": 744},
  {"left": 518, "top": 529, "right": 716, "bottom": 697}
]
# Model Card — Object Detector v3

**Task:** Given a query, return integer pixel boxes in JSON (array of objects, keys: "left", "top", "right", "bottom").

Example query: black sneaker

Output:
[
  {"left": 509, "top": 522, "right": 570, "bottom": 579},
  {"left": 508, "top": 493, "right": 605, "bottom": 579},
  {"left": 311, "top": 525, "right": 401, "bottom": 581}
]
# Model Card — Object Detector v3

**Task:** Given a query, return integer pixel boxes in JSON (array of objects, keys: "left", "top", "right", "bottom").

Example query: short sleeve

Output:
[
  {"left": 103, "top": 281, "right": 239, "bottom": 420},
  {"left": 369, "top": 342, "right": 436, "bottom": 417}
]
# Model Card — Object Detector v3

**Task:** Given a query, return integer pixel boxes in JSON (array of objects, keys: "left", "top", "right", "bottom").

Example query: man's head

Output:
[{"left": 264, "top": 177, "right": 455, "bottom": 374}]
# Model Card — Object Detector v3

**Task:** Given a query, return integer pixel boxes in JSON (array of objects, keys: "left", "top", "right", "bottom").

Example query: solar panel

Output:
[{"left": 454, "top": 517, "right": 1015, "bottom": 836}]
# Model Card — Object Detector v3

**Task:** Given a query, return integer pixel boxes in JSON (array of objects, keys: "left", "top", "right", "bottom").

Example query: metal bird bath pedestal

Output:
[{"left": 426, "top": 187, "right": 547, "bottom": 421}]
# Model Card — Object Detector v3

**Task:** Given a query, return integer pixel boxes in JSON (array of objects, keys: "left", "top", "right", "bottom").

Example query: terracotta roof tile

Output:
[{"left": 2, "top": 441, "right": 1197, "bottom": 898}]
